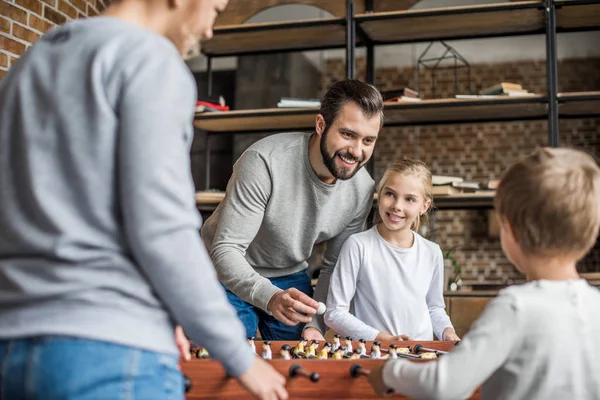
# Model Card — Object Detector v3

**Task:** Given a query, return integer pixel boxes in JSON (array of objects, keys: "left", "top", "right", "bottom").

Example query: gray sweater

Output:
[
  {"left": 201, "top": 132, "right": 375, "bottom": 333},
  {"left": 0, "top": 17, "right": 253, "bottom": 377}
]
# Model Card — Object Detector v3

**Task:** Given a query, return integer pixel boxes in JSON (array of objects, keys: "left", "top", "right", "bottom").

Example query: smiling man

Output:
[{"left": 201, "top": 79, "right": 384, "bottom": 341}]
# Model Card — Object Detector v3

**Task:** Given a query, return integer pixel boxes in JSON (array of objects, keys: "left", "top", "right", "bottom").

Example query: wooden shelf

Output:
[
  {"left": 383, "top": 96, "right": 547, "bottom": 126},
  {"left": 196, "top": 191, "right": 495, "bottom": 211},
  {"left": 201, "top": 18, "right": 354, "bottom": 57},
  {"left": 355, "top": 0, "right": 600, "bottom": 45},
  {"left": 432, "top": 192, "right": 495, "bottom": 210},
  {"left": 556, "top": 0, "right": 600, "bottom": 32},
  {"left": 194, "top": 108, "right": 317, "bottom": 133},
  {"left": 356, "top": 1, "right": 545, "bottom": 45},
  {"left": 194, "top": 96, "right": 550, "bottom": 133},
  {"left": 558, "top": 91, "right": 600, "bottom": 119}
]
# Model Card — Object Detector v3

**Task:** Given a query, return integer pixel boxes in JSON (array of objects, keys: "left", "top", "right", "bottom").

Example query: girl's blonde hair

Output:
[{"left": 375, "top": 157, "right": 434, "bottom": 232}]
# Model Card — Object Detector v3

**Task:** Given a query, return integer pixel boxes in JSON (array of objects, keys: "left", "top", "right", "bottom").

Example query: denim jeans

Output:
[
  {"left": 224, "top": 270, "right": 314, "bottom": 340},
  {"left": 0, "top": 337, "right": 183, "bottom": 400}
]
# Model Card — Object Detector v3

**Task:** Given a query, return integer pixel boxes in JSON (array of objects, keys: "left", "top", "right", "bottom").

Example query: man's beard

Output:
[{"left": 320, "top": 128, "right": 365, "bottom": 181}]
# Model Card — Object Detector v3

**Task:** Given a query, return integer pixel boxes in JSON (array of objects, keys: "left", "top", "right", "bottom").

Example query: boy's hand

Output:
[
  {"left": 175, "top": 325, "right": 191, "bottom": 361},
  {"left": 367, "top": 363, "right": 394, "bottom": 397},
  {"left": 237, "top": 357, "right": 288, "bottom": 400},
  {"left": 442, "top": 327, "right": 461, "bottom": 342}
]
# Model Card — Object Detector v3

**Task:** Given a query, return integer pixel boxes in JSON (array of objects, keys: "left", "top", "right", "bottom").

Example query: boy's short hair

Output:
[{"left": 495, "top": 147, "right": 600, "bottom": 259}]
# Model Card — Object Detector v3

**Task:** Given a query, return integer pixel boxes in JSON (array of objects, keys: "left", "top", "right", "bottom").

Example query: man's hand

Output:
[
  {"left": 267, "top": 288, "right": 318, "bottom": 326},
  {"left": 302, "top": 327, "right": 324, "bottom": 341},
  {"left": 175, "top": 325, "right": 191, "bottom": 361},
  {"left": 442, "top": 327, "right": 461, "bottom": 342},
  {"left": 237, "top": 357, "right": 289, "bottom": 400},
  {"left": 367, "top": 363, "right": 394, "bottom": 397}
]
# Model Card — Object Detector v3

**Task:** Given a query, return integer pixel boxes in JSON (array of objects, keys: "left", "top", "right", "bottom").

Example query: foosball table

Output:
[{"left": 181, "top": 339, "right": 481, "bottom": 399}]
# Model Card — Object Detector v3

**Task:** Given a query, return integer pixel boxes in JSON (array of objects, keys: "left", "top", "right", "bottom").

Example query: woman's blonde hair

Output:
[{"left": 375, "top": 157, "right": 434, "bottom": 231}]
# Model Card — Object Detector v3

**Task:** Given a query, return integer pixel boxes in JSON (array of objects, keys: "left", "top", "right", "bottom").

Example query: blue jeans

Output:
[
  {"left": 0, "top": 337, "right": 183, "bottom": 400},
  {"left": 224, "top": 270, "right": 314, "bottom": 340}
]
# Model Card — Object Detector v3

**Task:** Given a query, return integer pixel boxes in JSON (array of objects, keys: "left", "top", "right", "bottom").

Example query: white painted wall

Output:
[{"left": 185, "top": 1, "right": 600, "bottom": 73}]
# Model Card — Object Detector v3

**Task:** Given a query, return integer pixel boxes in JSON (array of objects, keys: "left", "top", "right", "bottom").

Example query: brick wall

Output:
[
  {"left": 1, "top": 0, "right": 107, "bottom": 80},
  {"left": 322, "top": 57, "right": 600, "bottom": 282}
]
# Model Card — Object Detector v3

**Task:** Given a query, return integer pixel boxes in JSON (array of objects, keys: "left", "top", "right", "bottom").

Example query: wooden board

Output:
[
  {"left": 202, "top": 18, "right": 350, "bottom": 56},
  {"left": 556, "top": 0, "right": 600, "bottom": 31},
  {"left": 357, "top": 1, "right": 545, "bottom": 44},
  {"left": 194, "top": 108, "right": 317, "bottom": 132},
  {"left": 383, "top": 96, "right": 547, "bottom": 125},
  {"left": 196, "top": 191, "right": 495, "bottom": 210},
  {"left": 558, "top": 91, "right": 600, "bottom": 118},
  {"left": 193, "top": 96, "right": 548, "bottom": 133},
  {"left": 449, "top": 297, "right": 493, "bottom": 338},
  {"left": 213, "top": 0, "right": 421, "bottom": 26},
  {"left": 182, "top": 340, "right": 481, "bottom": 399}
]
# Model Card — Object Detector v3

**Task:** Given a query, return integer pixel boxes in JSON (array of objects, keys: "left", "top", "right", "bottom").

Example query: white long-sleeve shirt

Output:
[
  {"left": 383, "top": 279, "right": 600, "bottom": 400},
  {"left": 325, "top": 226, "right": 453, "bottom": 341}
]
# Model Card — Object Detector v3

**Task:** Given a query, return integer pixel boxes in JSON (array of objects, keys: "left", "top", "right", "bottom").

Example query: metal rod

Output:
[
  {"left": 350, "top": 364, "right": 370, "bottom": 378},
  {"left": 413, "top": 344, "right": 448, "bottom": 355},
  {"left": 204, "top": 133, "right": 212, "bottom": 190},
  {"left": 346, "top": 0, "right": 356, "bottom": 79},
  {"left": 545, "top": 0, "right": 559, "bottom": 147},
  {"left": 289, "top": 364, "right": 320, "bottom": 382},
  {"left": 366, "top": 44, "right": 374, "bottom": 84},
  {"left": 206, "top": 56, "right": 213, "bottom": 98}
]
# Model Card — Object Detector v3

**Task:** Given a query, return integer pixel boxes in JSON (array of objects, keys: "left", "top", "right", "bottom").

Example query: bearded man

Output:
[{"left": 202, "top": 79, "right": 384, "bottom": 341}]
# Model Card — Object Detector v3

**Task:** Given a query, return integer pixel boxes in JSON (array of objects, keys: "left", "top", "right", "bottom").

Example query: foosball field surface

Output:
[{"left": 182, "top": 340, "right": 481, "bottom": 399}]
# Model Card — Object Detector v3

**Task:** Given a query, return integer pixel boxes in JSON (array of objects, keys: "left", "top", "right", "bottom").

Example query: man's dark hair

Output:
[{"left": 319, "top": 79, "right": 384, "bottom": 129}]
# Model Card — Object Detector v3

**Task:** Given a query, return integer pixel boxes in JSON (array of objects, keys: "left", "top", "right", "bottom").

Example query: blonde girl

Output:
[{"left": 324, "top": 157, "right": 459, "bottom": 342}]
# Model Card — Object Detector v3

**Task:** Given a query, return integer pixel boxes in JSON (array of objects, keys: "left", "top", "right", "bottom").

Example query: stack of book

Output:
[
  {"left": 456, "top": 82, "right": 536, "bottom": 99},
  {"left": 195, "top": 95, "right": 229, "bottom": 113},
  {"left": 382, "top": 88, "right": 421, "bottom": 102},
  {"left": 432, "top": 175, "right": 498, "bottom": 196},
  {"left": 277, "top": 98, "right": 321, "bottom": 108}
]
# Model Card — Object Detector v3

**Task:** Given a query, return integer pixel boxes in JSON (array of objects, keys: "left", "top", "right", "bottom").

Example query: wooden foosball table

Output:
[{"left": 181, "top": 340, "right": 480, "bottom": 399}]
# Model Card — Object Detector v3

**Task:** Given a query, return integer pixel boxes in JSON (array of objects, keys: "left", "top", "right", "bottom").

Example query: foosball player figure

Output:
[
  {"left": 262, "top": 341, "right": 272, "bottom": 360},
  {"left": 419, "top": 352, "right": 438, "bottom": 359},
  {"left": 332, "top": 346, "right": 346, "bottom": 360},
  {"left": 280, "top": 344, "right": 292, "bottom": 360},
  {"left": 248, "top": 337, "right": 256, "bottom": 354},
  {"left": 370, "top": 341, "right": 382, "bottom": 359},
  {"left": 305, "top": 340, "right": 319, "bottom": 358},
  {"left": 331, "top": 334, "right": 341, "bottom": 353},
  {"left": 196, "top": 347, "right": 209, "bottom": 359},
  {"left": 318, "top": 343, "right": 331, "bottom": 359},
  {"left": 344, "top": 336, "right": 353, "bottom": 356},
  {"left": 357, "top": 339, "right": 367, "bottom": 356},
  {"left": 349, "top": 348, "right": 362, "bottom": 360},
  {"left": 293, "top": 338, "right": 308, "bottom": 358},
  {"left": 386, "top": 344, "right": 398, "bottom": 359}
]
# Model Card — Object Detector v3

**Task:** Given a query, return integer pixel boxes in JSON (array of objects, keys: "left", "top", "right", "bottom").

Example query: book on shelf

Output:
[
  {"left": 195, "top": 100, "right": 229, "bottom": 113},
  {"left": 381, "top": 88, "right": 420, "bottom": 101},
  {"left": 480, "top": 82, "right": 523, "bottom": 95},
  {"left": 277, "top": 97, "right": 321, "bottom": 108},
  {"left": 432, "top": 175, "right": 464, "bottom": 186}
]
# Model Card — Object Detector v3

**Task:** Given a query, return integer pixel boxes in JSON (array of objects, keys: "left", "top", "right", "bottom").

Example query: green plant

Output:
[{"left": 443, "top": 246, "right": 462, "bottom": 281}]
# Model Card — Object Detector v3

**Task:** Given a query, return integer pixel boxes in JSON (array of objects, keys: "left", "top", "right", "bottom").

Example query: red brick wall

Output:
[
  {"left": 1, "top": 0, "right": 107, "bottom": 80},
  {"left": 322, "top": 57, "right": 600, "bottom": 282}
]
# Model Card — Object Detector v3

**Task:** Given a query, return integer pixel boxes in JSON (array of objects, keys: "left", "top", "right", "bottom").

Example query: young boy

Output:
[{"left": 368, "top": 147, "right": 600, "bottom": 400}]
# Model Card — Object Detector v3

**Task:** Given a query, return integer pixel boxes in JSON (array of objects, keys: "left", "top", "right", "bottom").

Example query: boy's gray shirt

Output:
[
  {"left": 201, "top": 132, "right": 375, "bottom": 333},
  {"left": 0, "top": 17, "right": 254, "bottom": 377}
]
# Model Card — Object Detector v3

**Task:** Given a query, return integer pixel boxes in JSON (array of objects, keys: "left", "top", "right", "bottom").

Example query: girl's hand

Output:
[
  {"left": 390, "top": 334, "right": 413, "bottom": 341},
  {"left": 442, "top": 327, "right": 461, "bottom": 342}
]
